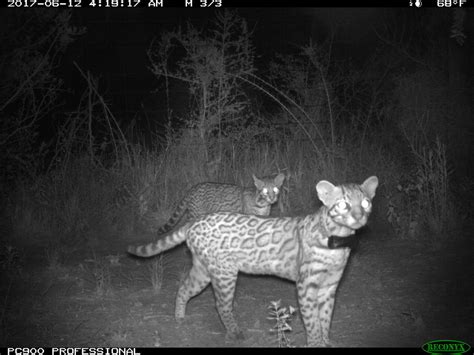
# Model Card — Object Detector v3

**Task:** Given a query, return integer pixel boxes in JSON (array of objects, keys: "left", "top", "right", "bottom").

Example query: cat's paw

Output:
[
  {"left": 225, "top": 329, "right": 245, "bottom": 341},
  {"left": 175, "top": 316, "right": 185, "bottom": 324}
]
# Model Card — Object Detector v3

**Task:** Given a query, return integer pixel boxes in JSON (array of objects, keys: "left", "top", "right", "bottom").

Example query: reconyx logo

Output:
[{"left": 422, "top": 340, "right": 471, "bottom": 355}]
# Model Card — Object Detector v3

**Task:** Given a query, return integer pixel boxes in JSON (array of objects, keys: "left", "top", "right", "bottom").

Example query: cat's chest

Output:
[{"left": 245, "top": 204, "right": 271, "bottom": 215}]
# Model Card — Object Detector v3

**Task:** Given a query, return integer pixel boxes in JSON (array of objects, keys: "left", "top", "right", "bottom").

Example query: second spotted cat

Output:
[{"left": 154, "top": 173, "right": 285, "bottom": 235}]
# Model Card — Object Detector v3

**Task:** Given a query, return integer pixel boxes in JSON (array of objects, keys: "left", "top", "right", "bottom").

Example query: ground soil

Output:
[{"left": 2, "top": 220, "right": 473, "bottom": 348}]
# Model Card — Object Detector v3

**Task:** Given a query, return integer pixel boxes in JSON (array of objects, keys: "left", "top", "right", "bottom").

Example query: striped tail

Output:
[
  {"left": 127, "top": 227, "right": 188, "bottom": 257},
  {"left": 156, "top": 195, "right": 190, "bottom": 235}
]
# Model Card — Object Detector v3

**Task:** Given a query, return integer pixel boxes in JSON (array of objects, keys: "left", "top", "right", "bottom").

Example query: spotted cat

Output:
[
  {"left": 154, "top": 173, "right": 285, "bottom": 235},
  {"left": 128, "top": 176, "right": 378, "bottom": 346}
]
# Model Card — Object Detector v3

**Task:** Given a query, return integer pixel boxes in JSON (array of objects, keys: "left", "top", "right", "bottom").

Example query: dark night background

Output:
[
  {"left": 61, "top": 9, "right": 444, "bottom": 137},
  {"left": 0, "top": 6, "right": 473, "bottom": 348}
]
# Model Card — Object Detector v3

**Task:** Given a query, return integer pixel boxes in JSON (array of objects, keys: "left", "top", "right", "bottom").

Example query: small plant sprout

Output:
[{"left": 267, "top": 299, "right": 296, "bottom": 348}]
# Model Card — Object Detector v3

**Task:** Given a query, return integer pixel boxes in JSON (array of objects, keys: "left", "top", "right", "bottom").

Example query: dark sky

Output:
[
  {"left": 61, "top": 9, "right": 393, "bottom": 126},
  {"left": 40, "top": 6, "right": 469, "bottom": 146}
]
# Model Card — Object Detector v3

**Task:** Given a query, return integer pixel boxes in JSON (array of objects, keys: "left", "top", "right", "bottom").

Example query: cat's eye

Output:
[
  {"left": 273, "top": 187, "right": 279, "bottom": 193},
  {"left": 336, "top": 200, "right": 350, "bottom": 211},
  {"left": 361, "top": 198, "right": 371, "bottom": 209},
  {"left": 262, "top": 188, "right": 268, "bottom": 194}
]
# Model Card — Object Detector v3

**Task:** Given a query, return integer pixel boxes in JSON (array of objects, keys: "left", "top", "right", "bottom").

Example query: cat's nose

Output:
[{"left": 351, "top": 206, "right": 363, "bottom": 220}]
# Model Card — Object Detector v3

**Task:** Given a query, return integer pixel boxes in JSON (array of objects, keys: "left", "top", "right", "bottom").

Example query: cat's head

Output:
[
  {"left": 253, "top": 173, "right": 285, "bottom": 204},
  {"left": 316, "top": 176, "right": 379, "bottom": 239}
]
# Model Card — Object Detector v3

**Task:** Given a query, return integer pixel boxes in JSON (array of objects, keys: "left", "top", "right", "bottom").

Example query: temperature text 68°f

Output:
[{"left": 437, "top": 0, "right": 467, "bottom": 6}]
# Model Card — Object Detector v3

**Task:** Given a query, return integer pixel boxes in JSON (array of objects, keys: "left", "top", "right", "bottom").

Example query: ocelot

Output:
[
  {"left": 128, "top": 176, "right": 378, "bottom": 347},
  {"left": 153, "top": 173, "right": 285, "bottom": 235}
]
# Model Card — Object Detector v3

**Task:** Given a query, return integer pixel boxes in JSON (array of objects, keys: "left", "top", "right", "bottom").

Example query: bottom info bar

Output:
[{"left": 7, "top": 349, "right": 141, "bottom": 355}]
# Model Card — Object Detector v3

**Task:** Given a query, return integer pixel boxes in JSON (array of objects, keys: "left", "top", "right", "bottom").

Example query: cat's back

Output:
[
  {"left": 188, "top": 211, "right": 299, "bottom": 237},
  {"left": 187, "top": 182, "right": 244, "bottom": 212}
]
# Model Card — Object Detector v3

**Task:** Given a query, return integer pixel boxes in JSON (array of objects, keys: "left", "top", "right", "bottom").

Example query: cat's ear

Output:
[
  {"left": 316, "top": 180, "right": 338, "bottom": 206},
  {"left": 252, "top": 174, "right": 265, "bottom": 190},
  {"left": 361, "top": 176, "right": 378, "bottom": 199},
  {"left": 274, "top": 173, "right": 285, "bottom": 187}
]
